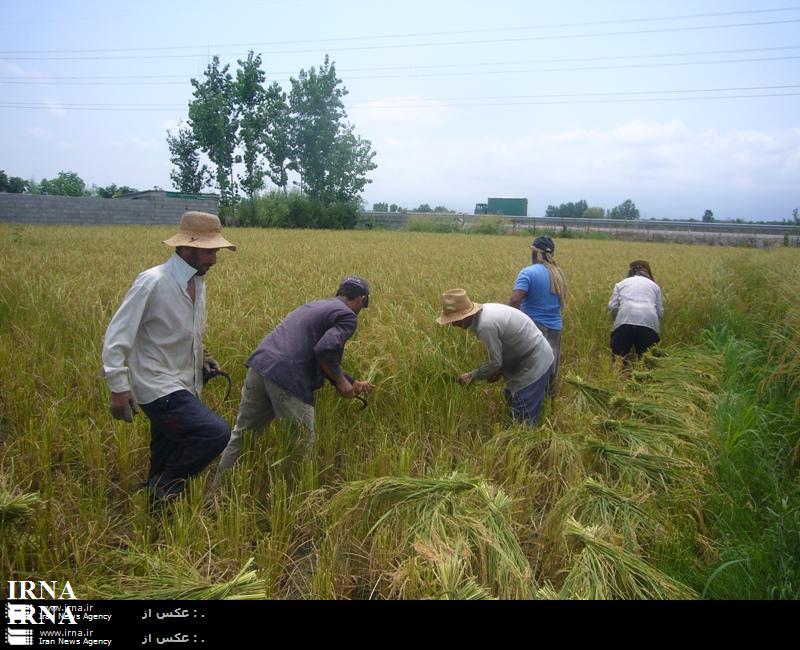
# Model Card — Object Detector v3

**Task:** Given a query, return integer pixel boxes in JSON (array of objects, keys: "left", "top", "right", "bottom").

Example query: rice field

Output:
[{"left": 1, "top": 223, "right": 798, "bottom": 599}]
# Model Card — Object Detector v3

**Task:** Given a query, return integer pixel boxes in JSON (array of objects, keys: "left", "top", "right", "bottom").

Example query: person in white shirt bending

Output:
[
  {"left": 436, "top": 288, "right": 554, "bottom": 426},
  {"left": 101, "top": 211, "right": 235, "bottom": 503},
  {"left": 607, "top": 260, "right": 664, "bottom": 363}
]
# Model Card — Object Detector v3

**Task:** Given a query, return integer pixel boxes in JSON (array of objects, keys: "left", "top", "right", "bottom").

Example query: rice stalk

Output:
[
  {"left": 559, "top": 517, "right": 696, "bottom": 599},
  {"left": 99, "top": 553, "right": 268, "bottom": 600},
  {"left": 0, "top": 488, "right": 41, "bottom": 525},
  {"left": 326, "top": 473, "right": 534, "bottom": 599}
]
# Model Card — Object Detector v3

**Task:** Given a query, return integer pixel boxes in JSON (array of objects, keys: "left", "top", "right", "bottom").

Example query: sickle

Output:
[{"left": 206, "top": 370, "right": 233, "bottom": 402}]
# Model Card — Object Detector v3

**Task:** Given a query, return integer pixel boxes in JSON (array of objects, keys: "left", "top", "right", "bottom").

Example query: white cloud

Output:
[
  {"left": 349, "top": 96, "right": 455, "bottom": 126},
  {"left": 110, "top": 133, "right": 160, "bottom": 150},
  {"left": 40, "top": 97, "right": 66, "bottom": 119},
  {"left": 362, "top": 119, "right": 800, "bottom": 218},
  {"left": 27, "top": 127, "right": 52, "bottom": 141}
]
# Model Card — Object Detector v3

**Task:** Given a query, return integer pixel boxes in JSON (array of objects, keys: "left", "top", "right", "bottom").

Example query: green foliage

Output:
[
  {"left": 546, "top": 199, "right": 587, "bottom": 219},
  {"left": 608, "top": 199, "right": 640, "bottom": 220},
  {"left": 582, "top": 206, "right": 605, "bottom": 219},
  {"left": 703, "top": 209, "right": 715, "bottom": 223},
  {"left": 166, "top": 123, "right": 210, "bottom": 194},
  {"left": 372, "top": 202, "right": 388, "bottom": 212},
  {"left": 406, "top": 215, "right": 462, "bottom": 233},
  {"left": 36, "top": 171, "right": 88, "bottom": 196},
  {"left": 235, "top": 51, "right": 269, "bottom": 202},
  {"left": 93, "top": 183, "right": 138, "bottom": 198},
  {"left": 0, "top": 170, "right": 29, "bottom": 193},
  {"left": 188, "top": 56, "right": 239, "bottom": 206},
  {"left": 289, "top": 55, "right": 376, "bottom": 205},
  {"left": 467, "top": 216, "right": 505, "bottom": 235},
  {"left": 234, "top": 191, "right": 358, "bottom": 229}
]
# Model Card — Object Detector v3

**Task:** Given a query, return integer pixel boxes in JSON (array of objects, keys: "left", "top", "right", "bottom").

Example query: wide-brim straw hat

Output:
[
  {"left": 436, "top": 288, "right": 483, "bottom": 325},
  {"left": 162, "top": 211, "right": 236, "bottom": 251}
]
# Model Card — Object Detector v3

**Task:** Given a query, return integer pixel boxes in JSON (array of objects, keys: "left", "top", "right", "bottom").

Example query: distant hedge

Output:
[{"left": 222, "top": 192, "right": 359, "bottom": 229}]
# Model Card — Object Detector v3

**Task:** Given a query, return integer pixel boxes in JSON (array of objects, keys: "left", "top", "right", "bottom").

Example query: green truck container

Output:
[{"left": 474, "top": 197, "right": 528, "bottom": 216}]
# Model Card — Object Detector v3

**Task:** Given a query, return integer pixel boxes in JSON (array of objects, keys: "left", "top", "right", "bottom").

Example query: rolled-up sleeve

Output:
[
  {"left": 313, "top": 311, "right": 357, "bottom": 377},
  {"left": 101, "top": 276, "right": 152, "bottom": 394}
]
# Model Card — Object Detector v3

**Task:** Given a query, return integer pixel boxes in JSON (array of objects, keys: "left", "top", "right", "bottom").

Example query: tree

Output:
[
  {"left": 288, "top": 55, "right": 376, "bottom": 205},
  {"left": 188, "top": 56, "right": 239, "bottom": 206},
  {"left": 582, "top": 206, "right": 605, "bottom": 219},
  {"left": 609, "top": 199, "right": 640, "bottom": 220},
  {"left": 545, "top": 200, "right": 588, "bottom": 219},
  {"left": 0, "top": 170, "right": 29, "bottom": 193},
  {"left": 38, "top": 171, "right": 87, "bottom": 196},
  {"left": 702, "top": 209, "right": 715, "bottom": 223},
  {"left": 234, "top": 51, "right": 269, "bottom": 203},
  {"left": 263, "top": 82, "right": 291, "bottom": 194},
  {"left": 94, "top": 183, "right": 138, "bottom": 198},
  {"left": 372, "top": 202, "right": 388, "bottom": 212},
  {"left": 414, "top": 203, "right": 433, "bottom": 213},
  {"left": 792, "top": 207, "right": 799, "bottom": 225},
  {"left": 167, "top": 124, "right": 211, "bottom": 194}
]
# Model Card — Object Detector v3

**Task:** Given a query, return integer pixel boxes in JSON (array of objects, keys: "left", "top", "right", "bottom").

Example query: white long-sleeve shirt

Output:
[
  {"left": 102, "top": 253, "right": 205, "bottom": 404},
  {"left": 608, "top": 275, "right": 664, "bottom": 334},
  {"left": 469, "top": 303, "right": 554, "bottom": 395}
]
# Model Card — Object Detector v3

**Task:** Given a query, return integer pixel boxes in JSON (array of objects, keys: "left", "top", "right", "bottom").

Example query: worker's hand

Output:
[
  {"left": 110, "top": 391, "right": 138, "bottom": 423},
  {"left": 458, "top": 372, "right": 475, "bottom": 386},
  {"left": 335, "top": 376, "right": 355, "bottom": 399},
  {"left": 352, "top": 380, "right": 374, "bottom": 396},
  {"left": 203, "top": 355, "right": 221, "bottom": 381}
]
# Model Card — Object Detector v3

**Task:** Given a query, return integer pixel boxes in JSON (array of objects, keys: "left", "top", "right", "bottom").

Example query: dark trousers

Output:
[
  {"left": 611, "top": 324, "right": 660, "bottom": 359},
  {"left": 505, "top": 371, "right": 551, "bottom": 426},
  {"left": 140, "top": 390, "right": 231, "bottom": 498}
]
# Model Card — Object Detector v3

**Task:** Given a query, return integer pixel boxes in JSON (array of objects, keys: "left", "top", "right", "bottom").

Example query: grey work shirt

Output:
[
  {"left": 469, "top": 303, "right": 554, "bottom": 396},
  {"left": 246, "top": 298, "right": 358, "bottom": 405}
]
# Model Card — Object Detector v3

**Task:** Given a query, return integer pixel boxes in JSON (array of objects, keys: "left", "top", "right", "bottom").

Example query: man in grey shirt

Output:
[{"left": 437, "top": 288, "right": 554, "bottom": 426}]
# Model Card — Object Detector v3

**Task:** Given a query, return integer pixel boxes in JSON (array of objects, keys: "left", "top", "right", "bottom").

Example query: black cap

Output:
[
  {"left": 532, "top": 236, "right": 555, "bottom": 254},
  {"left": 337, "top": 276, "right": 370, "bottom": 307}
]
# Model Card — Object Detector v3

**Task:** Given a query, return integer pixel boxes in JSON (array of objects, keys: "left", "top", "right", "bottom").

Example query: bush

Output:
[
  {"left": 406, "top": 215, "right": 463, "bottom": 233},
  {"left": 467, "top": 216, "right": 506, "bottom": 235},
  {"left": 223, "top": 191, "right": 359, "bottom": 229}
]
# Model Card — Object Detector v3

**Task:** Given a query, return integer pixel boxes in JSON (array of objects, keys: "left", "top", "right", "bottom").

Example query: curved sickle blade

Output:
[{"left": 355, "top": 395, "right": 369, "bottom": 411}]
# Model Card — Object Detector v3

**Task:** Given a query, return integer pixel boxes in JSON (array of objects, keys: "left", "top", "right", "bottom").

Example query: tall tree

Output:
[
  {"left": 263, "top": 82, "right": 291, "bottom": 194},
  {"left": 188, "top": 56, "right": 239, "bottom": 206},
  {"left": 234, "top": 51, "right": 268, "bottom": 202},
  {"left": 288, "top": 55, "right": 376, "bottom": 205},
  {"left": 702, "top": 209, "right": 715, "bottom": 223},
  {"left": 166, "top": 124, "right": 210, "bottom": 194}
]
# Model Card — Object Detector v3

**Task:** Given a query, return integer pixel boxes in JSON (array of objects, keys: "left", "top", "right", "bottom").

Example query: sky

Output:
[{"left": 1, "top": 0, "right": 798, "bottom": 220}]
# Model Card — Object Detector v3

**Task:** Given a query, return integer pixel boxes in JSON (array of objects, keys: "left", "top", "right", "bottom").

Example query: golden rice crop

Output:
[{"left": 1, "top": 223, "right": 798, "bottom": 599}]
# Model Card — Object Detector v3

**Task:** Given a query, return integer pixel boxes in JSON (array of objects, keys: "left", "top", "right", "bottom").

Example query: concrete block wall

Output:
[{"left": 0, "top": 193, "right": 219, "bottom": 226}]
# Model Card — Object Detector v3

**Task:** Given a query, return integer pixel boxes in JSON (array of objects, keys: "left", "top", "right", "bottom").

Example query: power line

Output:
[
  {"left": 2, "top": 18, "right": 800, "bottom": 61},
  {"left": 2, "top": 85, "right": 798, "bottom": 111},
  {"left": 3, "top": 93, "right": 798, "bottom": 111},
  {"left": 1, "top": 54, "right": 797, "bottom": 85},
  {"left": 2, "top": 6, "right": 799, "bottom": 54},
  {"left": 1, "top": 45, "right": 797, "bottom": 81}
]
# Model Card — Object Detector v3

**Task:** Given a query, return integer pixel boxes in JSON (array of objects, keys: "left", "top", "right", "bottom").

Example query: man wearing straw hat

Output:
[
  {"left": 437, "top": 289, "right": 554, "bottom": 426},
  {"left": 101, "top": 211, "right": 236, "bottom": 502}
]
